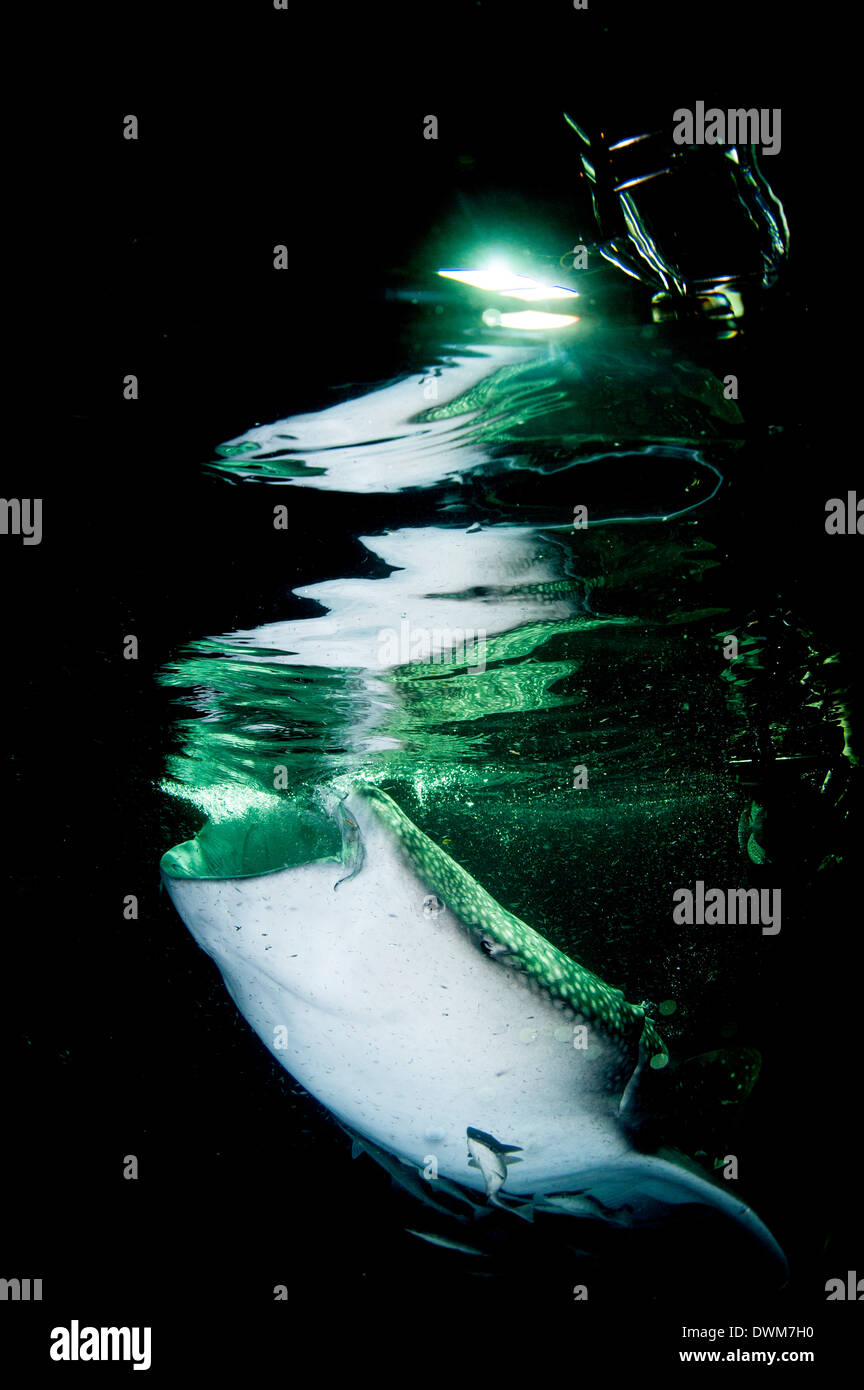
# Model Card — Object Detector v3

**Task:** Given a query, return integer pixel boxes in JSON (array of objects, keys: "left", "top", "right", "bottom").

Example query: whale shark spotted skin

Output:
[{"left": 161, "top": 782, "right": 786, "bottom": 1269}]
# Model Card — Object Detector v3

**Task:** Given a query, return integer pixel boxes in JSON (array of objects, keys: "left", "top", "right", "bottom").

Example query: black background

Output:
[{"left": 3, "top": 0, "right": 861, "bottom": 1374}]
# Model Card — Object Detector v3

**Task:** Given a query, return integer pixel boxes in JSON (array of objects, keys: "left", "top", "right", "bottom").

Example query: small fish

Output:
[
  {"left": 532, "top": 1191, "right": 633, "bottom": 1225},
  {"left": 466, "top": 1127, "right": 523, "bottom": 1205},
  {"left": 405, "top": 1229, "right": 488, "bottom": 1257}
]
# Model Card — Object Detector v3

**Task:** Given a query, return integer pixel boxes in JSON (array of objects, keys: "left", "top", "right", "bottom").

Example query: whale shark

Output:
[{"left": 161, "top": 780, "right": 787, "bottom": 1275}]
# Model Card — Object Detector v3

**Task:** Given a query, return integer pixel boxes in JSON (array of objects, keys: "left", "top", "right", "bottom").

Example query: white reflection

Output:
[{"left": 438, "top": 266, "right": 578, "bottom": 301}]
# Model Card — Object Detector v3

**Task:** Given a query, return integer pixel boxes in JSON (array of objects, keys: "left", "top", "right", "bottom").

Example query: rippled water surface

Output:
[{"left": 155, "top": 308, "right": 853, "bottom": 1283}]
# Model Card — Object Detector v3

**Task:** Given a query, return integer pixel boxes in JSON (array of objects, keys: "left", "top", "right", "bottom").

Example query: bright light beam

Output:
[
  {"left": 483, "top": 308, "right": 580, "bottom": 330},
  {"left": 438, "top": 267, "right": 579, "bottom": 301}
]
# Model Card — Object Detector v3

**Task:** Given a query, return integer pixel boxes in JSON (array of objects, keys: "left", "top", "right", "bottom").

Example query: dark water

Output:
[{"left": 5, "top": 61, "right": 862, "bottom": 1372}]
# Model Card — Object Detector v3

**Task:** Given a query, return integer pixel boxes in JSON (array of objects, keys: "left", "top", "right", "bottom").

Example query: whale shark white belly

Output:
[{"left": 162, "top": 781, "right": 786, "bottom": 1270}]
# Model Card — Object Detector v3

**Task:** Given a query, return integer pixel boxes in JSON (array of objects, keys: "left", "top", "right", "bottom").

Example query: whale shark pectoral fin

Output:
[
  {"left": 563, "top": 1155, "right": 788, "bottom": 1280},
  {"left": 332, "top": 801, "right": 365, "bottom": 891}
]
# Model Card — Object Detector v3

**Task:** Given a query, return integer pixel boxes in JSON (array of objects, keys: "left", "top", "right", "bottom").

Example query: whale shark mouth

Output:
[{"left": 161, "top": 779, "right": 787, "bottom": 1282}]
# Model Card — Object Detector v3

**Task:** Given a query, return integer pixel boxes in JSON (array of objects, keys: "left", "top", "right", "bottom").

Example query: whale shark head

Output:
[{"left": 161, "top": 779, "right": 787, "bottom": 1281}]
